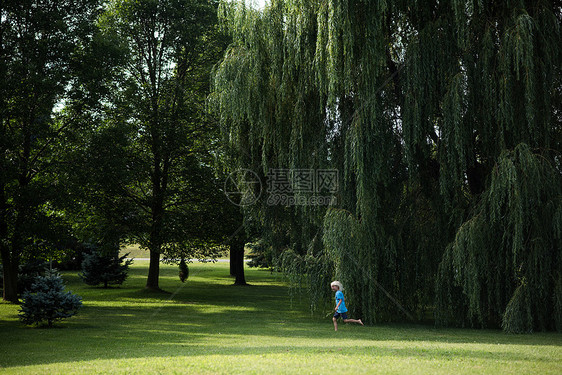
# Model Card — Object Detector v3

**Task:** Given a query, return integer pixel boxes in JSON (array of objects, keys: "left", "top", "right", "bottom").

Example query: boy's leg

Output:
[
  {"left": 333, "top": 316, "right": 338, "bottom": 331},
  {"left": 343, "top": 318, "right": 364, "bottom": 326}
]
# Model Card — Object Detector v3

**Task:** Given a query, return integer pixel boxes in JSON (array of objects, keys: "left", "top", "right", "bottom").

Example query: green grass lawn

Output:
[
  {"left": 119, "top": 244, "right": 230, "bottom": 260},
  {"left": 1, "top": 261, "right": 561, "bottom": 374}
]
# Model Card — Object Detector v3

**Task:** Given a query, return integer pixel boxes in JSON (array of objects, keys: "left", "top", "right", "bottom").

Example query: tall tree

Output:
[
  {"left": 0, "top": 0, "right": 102, "bottom": 302},
  {"left": 98, "top": 0, "right": 229, "bottom": 290},
  {"left": 211, "top": 0, "right": 561, "bottom": 331}
]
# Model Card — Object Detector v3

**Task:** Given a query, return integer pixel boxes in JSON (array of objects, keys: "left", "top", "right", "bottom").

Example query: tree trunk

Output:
[
  {"left": 146, "top": 206, "right": 162, "bottom": 290},
  {"left": 230, "top": 240, "right": 247, "bottom": 286},
  {"left": 146, "top": 247, "right": 161, "bottom": 291},
  {"left": 230, "top": 245, "right": 237, "bottom": 276},
  {"left": 0, "top": 185, "right": 19, "bottom": 303},
  {"left": 146, "top": 151, "right": 164, "bottom": 291},
  {"left": 3, "top": 198, "right": 25, "bottom": 303},
  {"left": 1, "top": 127, "right": 32, "bottom": 302},
  {"left": 2, "top": 259, "right": 19, "bottom": 303}
]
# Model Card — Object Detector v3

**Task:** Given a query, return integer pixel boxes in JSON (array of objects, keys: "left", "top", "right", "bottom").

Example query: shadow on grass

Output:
[
  {"left": 1, "top": 262, "right": 561, "bottom": 369},
  {"left": 2, "top": 309, "right": 560, "bottom": 369}
]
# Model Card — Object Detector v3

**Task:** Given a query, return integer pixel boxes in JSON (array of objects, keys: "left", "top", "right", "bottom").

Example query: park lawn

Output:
[
  {"left": 119, "top": 244, "right": 230, "bottom": 260},
  {"left": 0, "top": 261, "right": 561, "bottom": 374}
]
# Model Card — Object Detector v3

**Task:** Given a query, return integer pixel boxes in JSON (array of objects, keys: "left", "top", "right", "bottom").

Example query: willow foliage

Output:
[
  {"left": 437, "top": 144, "right": 561, "bottom": 332},
  {"left": 211, "top": 0, "right": 562, "bottom": 331}
]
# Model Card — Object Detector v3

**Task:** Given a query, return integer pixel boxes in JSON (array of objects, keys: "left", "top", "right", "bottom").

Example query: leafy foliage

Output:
[
  {"left": 19, "top": 270, "right": 82, "bottom": 327},
  {"left": 0, "top": 0, "right": 108, "bottom": 302},
  {"left": 436, "top": 144, "right": 561, "bottom": 332}
]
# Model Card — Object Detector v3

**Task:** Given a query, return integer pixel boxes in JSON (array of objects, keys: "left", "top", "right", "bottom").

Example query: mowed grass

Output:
[
  {"left": 0, "top": 261, "right": 561, "bottom": 374},
  {"left": 119, "top": 244, "right": 229, "bottom": 260}
]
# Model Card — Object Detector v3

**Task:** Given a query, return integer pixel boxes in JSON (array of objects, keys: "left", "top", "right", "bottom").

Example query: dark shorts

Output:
[{"left": 333, "top": 312, "right": 348, "bottom": 320}]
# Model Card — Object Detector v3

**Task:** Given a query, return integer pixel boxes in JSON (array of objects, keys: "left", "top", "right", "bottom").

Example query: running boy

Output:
[{"left": 330, "top": 281, "right": 364, "bottom": 331}]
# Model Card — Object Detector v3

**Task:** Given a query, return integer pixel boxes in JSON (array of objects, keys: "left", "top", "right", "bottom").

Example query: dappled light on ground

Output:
[{"left": 1, "top": 262, "right": 560, "bottom": 374}]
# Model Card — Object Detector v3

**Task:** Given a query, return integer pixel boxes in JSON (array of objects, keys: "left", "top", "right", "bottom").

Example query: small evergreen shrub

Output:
[
  {"left": 19, "top": 270, "right": 82, "bottom": 327},
  {"left": 80, "top": 249, "right": 133, "bottom": 288},
  {"left": 179, "top": 258, "right": 189, "bottom": 282},
  {"left": 246, "top": 240, "right": 274, "bottom": 268}
]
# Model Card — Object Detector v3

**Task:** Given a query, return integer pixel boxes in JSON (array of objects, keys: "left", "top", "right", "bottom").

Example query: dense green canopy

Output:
[
  {"left": 0, "top": 0, "right": 103, "bottom": 302},
  {"left": 1, "top": 0, "right": 234, "bottom": 298},
  {"left": 211, "top": 0, "right": 561, "bottom": 332}
]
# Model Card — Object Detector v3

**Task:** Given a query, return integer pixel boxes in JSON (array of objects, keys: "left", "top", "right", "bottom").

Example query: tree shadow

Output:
[{"left": 1, "top": 264, "right": 560, "bottom": 370}]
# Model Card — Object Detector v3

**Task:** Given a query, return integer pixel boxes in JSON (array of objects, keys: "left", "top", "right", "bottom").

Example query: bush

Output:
[
  {"left": 179, "top": 258, "right": 189, "bottom": 282},
  {"left": 80, "top": 249, "right": 133, "bottom": 288},
  {"left": 19, "top": 270, "right": 82, "bottom": 327}
]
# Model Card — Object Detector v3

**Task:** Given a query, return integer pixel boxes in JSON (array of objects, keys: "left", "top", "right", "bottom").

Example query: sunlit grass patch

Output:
[{"left": 0, "top": 261, "right": 561, "bottom": 374}]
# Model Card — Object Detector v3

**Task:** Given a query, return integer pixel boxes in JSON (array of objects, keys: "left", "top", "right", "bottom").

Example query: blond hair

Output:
[{"left": 330, "top": 281, "right": 343, "bottom": 291}]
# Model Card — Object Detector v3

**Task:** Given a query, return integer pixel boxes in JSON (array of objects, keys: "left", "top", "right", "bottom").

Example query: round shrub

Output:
[{"left": 19, "top": 270, "right": 82, "bottom": 327}]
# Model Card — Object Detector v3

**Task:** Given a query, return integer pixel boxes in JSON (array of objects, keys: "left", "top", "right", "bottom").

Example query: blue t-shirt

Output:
[{"left": 335, "top": 290, "right": 347, "bottom": 313}]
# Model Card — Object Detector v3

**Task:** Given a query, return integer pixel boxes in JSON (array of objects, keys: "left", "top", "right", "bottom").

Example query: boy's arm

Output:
[{"left": 335, "top": 300, "right": 342, "bottom": 311}]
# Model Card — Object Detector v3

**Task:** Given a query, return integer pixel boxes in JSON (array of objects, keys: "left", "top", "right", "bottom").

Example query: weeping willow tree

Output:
[
  {"left": 431, "top": 1, "right": 562, "bottom": 332},
  {"left": 211, "top": 0, "right": 337, "bottom": 306},
  {"left": 211, "top": 0, "right": 561, "bottom": 331}
]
